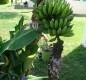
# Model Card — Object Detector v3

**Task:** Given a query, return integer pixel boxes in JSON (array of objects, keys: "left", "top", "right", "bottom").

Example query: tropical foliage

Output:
[
  {"left": 0, "top": 0, "right": 74, "bottom": 80},
  {"left": 0, "top": 0, "right": 9, "bottom": 4},
  {"left": 0, "top": 16, "right": 40, "bottom": 80}
]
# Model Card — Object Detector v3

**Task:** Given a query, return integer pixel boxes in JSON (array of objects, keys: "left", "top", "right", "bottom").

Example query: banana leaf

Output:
[
  {"left": 0, "top": 29, "right": 40, "bottom": 55},
  {"left": 15, "top": 16, "right": 24, "bottom": 32},
  {"left": 0, "top": 73, "right": 6, "bottom": 79}
]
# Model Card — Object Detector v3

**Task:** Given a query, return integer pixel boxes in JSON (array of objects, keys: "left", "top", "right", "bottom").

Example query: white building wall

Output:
[{"left": 67, "top": 0, "right": 86, "bottom": 15}]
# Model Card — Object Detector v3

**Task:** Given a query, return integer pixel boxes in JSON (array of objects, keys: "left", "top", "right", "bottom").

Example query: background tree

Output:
[{"left": 11, "top": 0, "right": 13, "bottom": 5}]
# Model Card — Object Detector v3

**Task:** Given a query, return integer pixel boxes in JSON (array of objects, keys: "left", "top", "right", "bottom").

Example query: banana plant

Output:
[
  {"left": 0, "top": 0, "right": 74, "bottom": 80},
  {"left": 32, "top": 0, "right": 74, "bottom": 80},
  {"left": 0, "top": 16, "right": 40, "bottom": 80}
]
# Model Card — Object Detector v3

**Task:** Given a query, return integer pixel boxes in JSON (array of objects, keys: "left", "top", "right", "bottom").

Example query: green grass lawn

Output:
[
  {"left": 0, "top": 4, "right": 32, "bottom": 40},
  {"left": 31, "top": 17, "right": 86, "bottom": 80},
  {"left": 0, "top": 4, "right": 86, "bottom": 80}
]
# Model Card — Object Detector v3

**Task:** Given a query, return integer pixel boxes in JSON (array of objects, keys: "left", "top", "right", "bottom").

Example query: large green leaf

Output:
[
  {"left": 23, "top": 53, "right": 36, "bottom": 73},
  {"left": 15, "top": 16, "right": 24, "bottom": 32},
  {"left": 19, "top": 45, "right": 38, "bottom": 62},
  {"left": 0, "top": 29, "right": 40, "bottom": 55},
  {"left": 9, "top": 16, "right": 24, "bottom": 39}
]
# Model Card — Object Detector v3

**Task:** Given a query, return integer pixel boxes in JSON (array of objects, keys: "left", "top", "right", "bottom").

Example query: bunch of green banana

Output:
[
  {"left": 47, "top": 29, "right": 56, "bottom": 36},
  {"left": 33, "top": 0, "right": 74, "bottom": 37},
  {"left": 34, "top": 0, "right": 73, "bottom": 18},
  {"left": 41, "top": 19, "right": 50, "bottom": 29},
  {"left": 50, "top": 19, "right": 54, "bottom": 29}
]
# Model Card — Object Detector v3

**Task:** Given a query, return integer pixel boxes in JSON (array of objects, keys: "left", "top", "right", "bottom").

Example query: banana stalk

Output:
[
  {"left": 48, "top": 37, "right": 64, "bottom": 80},
  {"left": 33, "top": 0, "right": 74, "bottom": 80}
]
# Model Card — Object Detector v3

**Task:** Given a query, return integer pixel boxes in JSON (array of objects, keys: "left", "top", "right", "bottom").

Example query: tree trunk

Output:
[
  {"left": 11, "top": 0, "right": 13, "bottom": 5},
  {"left": 15, "top": 0, "right": 17, "bottom": 4},
  {"left": 24, "top": 0, "right": 44, "bottom": 76},
  {"left": 48, "top": 40, "right": 64, "bottom": 80}
]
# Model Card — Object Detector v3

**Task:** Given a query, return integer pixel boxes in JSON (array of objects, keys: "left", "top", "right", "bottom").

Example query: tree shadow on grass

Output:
[
  {"left": 0, "top": 12, "right": 19, "bottom": 19},
  {"left": 59, "top": 45, "right": 86, "bottom": 80},
  {"left": 31, "top": 45, "right": 86, "bottom": 80},
  {"left": 31, "top": 58, "right": 48, "bottom": 76}
]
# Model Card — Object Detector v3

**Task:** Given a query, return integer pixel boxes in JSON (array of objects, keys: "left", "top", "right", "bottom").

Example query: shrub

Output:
[{"left": 0, "top": 0, "right": 9, "bottom": 4}]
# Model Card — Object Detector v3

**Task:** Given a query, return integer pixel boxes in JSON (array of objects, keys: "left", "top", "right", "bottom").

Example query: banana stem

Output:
[{"left": 56, "top": 35, "right": 61, "bottom": 42}]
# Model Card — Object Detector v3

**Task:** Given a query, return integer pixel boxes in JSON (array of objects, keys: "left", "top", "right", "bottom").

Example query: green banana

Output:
[
  {"left": 63, "top": 19, "right": 67, "bottom": 28},
  {"left": 43, "top": 19, "right": 47, "bottom": 23},
  {"left": 33, "top": 0, "right": 74, "bottom": 37},
  {"left": 48, "top": 29, "right": 51, "bottom": 34},
  {"left": 44, "top": 0, "right": 49, "bottom": 7},
  {"left": 39, "top": 24, "right": 44, "bottom": 31},
  {"left": 43, "top": 29, "right": 48, "bottom": 34},
  {"left": 66, "top": 21, "right": 71, "bottom": 27},
  {"left": 59, "top": 19, "right": 63, "bottom": 28},
  {"left": 54, "top": 0, "right": 58, "bottom": 3},
  {"left": 61, "top": 26, "right": 67, "bottom": 34},
  {"left": 66, "top": 24, "right": 73, "bottom": 33},
  {"left": 38, "top": 10, "right": 44, "bottom": 18},
  {"left": 61, "top": 3, "right": 69, "bottom": 18},
  {"left": 50, "top": 30, "right": 54, "bottom": 36},
  {"left": 44, "top": 23, "right": 50, "bottom": 29},
  {"left": 58, "top": 0, "right": 62, "bottom": 5},
  {"left": 57, "top": 28, "right": 61, "bottom": 34},
  {"left": 52, "top": 29, "right": 57, "bottom": 36},
  {"left": 52, "top": 4, "right": 58, "bottom": 15},
  {"left": 65, "top": 5, "right": 69, "bottom": 12},
  {"left": 56, "top": 5, "right": 62, "bottom": 15},
  {"left": 61, "top": 9, "right": 66, "bottom": 18},
  {"left": 48, "top": 2, "right": 53, "bottom": 15},
  {"left": 66, "top": 14, "right": 74, "bottom": 21},
  {"left": 38, "top": 3, "right": 43, "bottom": 10},
  {"left": 62, "top": 30, "right": 74, "bottom": 37},
  {"left": 62, "top": 2, "right": 67, "bottom": 11},
  {"left": 54, "top": 20, "right": 59, "bottom": 29},
  {"left": 67, "top": 24, "right": 73, "bottom": 30},
  {"left": 67, "top": 8, "right": 73, "bottom": 16},
  {"left": 50, "top": 19, "right": 54, "bottom": 29},
  {"left": 43, "top": 19, "right": 49, "bottom": 29},
  {"left": 43, "top": 5, "right": 48, "bottom": 16}
]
